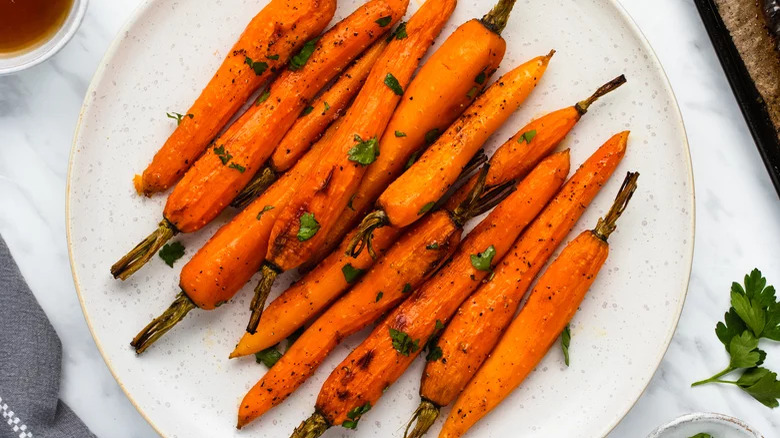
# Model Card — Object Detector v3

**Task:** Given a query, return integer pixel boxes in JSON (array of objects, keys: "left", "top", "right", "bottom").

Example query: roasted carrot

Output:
[
  {"left": 247, "top": 0, "right": 458, "bottom": 333},
  {"left": 111, "top": 0, "right": 402, "bottom": 280},
  {"left": 128, "top": 123, "right": 339, "bottom": 353},
  {"left": 231, "top": 38, "right": 390, "bottom": 209},
  {"left": 289, "top": 153, "right": 570, "bottom": 437},
  {"left": 404, "top": 131, "right": 630, "bottom": 438},
  {"left": 439, "top": 171, "right": 639, "bottom": 438},
  {"left": 305, "top": 3, "right": 517, "bottom": 268},
  {"left": 135, "top": 0, "right": 337, "bottom": 196},
  {"left": 235, "top": 167, "right": 515, "bottom": 428},
  {"left": 346, "top": 50, "right": 554, "bottom": 258}
]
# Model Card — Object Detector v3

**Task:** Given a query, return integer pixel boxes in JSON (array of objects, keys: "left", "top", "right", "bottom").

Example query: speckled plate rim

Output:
[
  {"left": 65, "top": 0, "right": 696, "bottom": 437},
  {"left": 646, "top": 412, "right": 764, "bottom": 438}
]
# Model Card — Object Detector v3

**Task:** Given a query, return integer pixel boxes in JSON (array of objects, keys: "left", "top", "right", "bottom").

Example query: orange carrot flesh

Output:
[
  {"left": 162, "top": 0, "right": 398, "bottom": 234},
  {"left": 440, "top": 171, "right": 639, "bottom": 438},
  {"left": 377, "top": 53, "right": 552, "bottom": 229},
  {"left": 306, "top": 18, "right": 507, "bottom": 266},
  {"left": 310, "top": 152, "right": 570, "bottom": 428},
  {"left": 265, "top": 0, "right": 457, "bottom": 272},
  {"left": 136, "top": 0, "right": 337, "bottom": 195},
  {"left": 236, "top": 211, "right": 461, "bottom": 428},
  {"left": 269, "top": 39, "right": 389, "bottom": 173},
  {"left": 420, "top": 131, "right": 629, "bottom": 410}
]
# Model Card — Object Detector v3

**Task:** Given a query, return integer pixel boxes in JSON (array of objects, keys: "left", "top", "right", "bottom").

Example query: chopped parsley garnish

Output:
[
  {"left": 289, "top": 38, "right": 319, "bottom": 71},
  {"left": 323, "top": 101, "right": 330, "bottom": 112},
  {"left": 395, "top": 130, "right": 407, "bottom": 138},
  {"left": 384, "top": 73, "right": 404, "bottom": 96},
  {"left": 266, "top": 54, "right": 280, "bottom": 60},
  {"left": 255, "top": 90, "right": 271, "bottom": 106},
  {"left": 424, "top": 319, "right": 445, "bottom": 362},
  {"left": 301, "top": 105, "right": 314, "bottom": 117},
  {"left": 518, "top": 129, "right": 537, "bottom": 144},
  {"left": 342, "top": 263, "right": 365, "bottom": 284},
  {"left": 561, "top": 324, "right": 571, "bottom": 366},
  {"left": 394, "top": 21, "right": 408, "bottom": 39},
  {"left": 389, "top": 328, "right": 420, "bottom": 356},
  {"left": 470, "top": 245, "right": 496, "bottom": 271},
  {"left": 466, "top": 86, "right": 479, "bottom": 99},
  {"left": 348, "top": 135, "right": 379, "bottom": 166},
  {"left": 297, "top": 212, "right": 320, "bottom": 241},
  {"left": 475, "top": 71, "right": 487, "bottom": 84},
  {"left": 375, "top": 16, "right": 392, "bottom": 27},
  {"left": 166, "top": 112, "right": 193, "bottom": 125},
  {"left": 256, "top": 205, "right": 274, "bottom": 220},
  {"left": 426, "top": 242, "right": 439, "bottom": 250},
  {"left": 418, "top": 201, "right": 435, "bottom": 215},
  {"left": 375, "top": 291, "right": 384, "bottom": 302},
  {"left": 213, "top": 145, "right": 232, "bottom": 164},
  {"left": 158, "top": 241, "right": 185, "bottom": 267},
  {"left": 244, "top": 56, "right": 268, "bottom": 76},
  {"left": 405, "top": 150, "right": 420, "bottom": 170},
  {"left": 342, "top": 402, "right": 372, "bottom": 429},
  {"left": 403, "top": 283, "right": 412, "bottom": 294},
  {"left": 255, "top": 346, "right": 282, "bottom": 367},
  {"left": 229, "top": 162, "right": 246, "bottom": 173},
  {"left": 424, "top": 128, "right": 441, "bottom": 145}
]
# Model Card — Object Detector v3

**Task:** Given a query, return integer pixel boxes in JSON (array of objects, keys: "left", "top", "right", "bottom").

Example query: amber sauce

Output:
[{"left": 0, "top": 0, "right": 74, "bottom": 56}]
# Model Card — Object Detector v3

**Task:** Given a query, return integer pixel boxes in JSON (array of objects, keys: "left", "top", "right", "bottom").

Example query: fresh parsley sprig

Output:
[{"left": 692, "top": 269, "right": 780, "bottom": 408}]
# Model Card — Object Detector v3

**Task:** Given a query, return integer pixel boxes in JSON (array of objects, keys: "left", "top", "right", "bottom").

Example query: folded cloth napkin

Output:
[{"left": 0, "top": 236, "right": 95, "bottom": 438}]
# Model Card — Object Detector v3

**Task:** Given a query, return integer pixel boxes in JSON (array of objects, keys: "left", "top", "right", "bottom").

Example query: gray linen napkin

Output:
[{"left": 0, "top": 236, "right": 95, "bottom": 438}]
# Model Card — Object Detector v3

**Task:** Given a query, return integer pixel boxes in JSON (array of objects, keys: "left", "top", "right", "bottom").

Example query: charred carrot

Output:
[
  {"left": 136, "top": 0, "right": 337, "bottom": 195},
  {"left": 405, "top": 131, "right": 630, "bottom": 438},
  {"left": 247, "top": 0, "right": 458, "bottom": 333},
  {"left": 111, "top": 0, "right": 402, "bottom": 280},
  {"left": 289, "top": 152, "right": 570, "bottom": 437},
  {"left": 439, "top": 171, "right": 639, "bottom": 438},
  {"left": 231, "top": 39, "right": 390, "bottom": 209},
  {"left": 346, "top": 50, "right": 554, "bottom": 258},
  {"left": 235, "top": 167, "right": 515, "bottom": 428}
]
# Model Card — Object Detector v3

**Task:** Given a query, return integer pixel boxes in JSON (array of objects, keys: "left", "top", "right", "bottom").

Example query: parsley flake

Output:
[
  {"left": 426, "top": 242, "right": 439, "bottom": 250},
  {"left": 166, "top": 112, "right": 193, "bottom": 125},
  {"left": 389, "top": 328, "right": 420, "bottom": 356},
  {"left": 393, "top": 21, "right": 408, "bottom": 39},
  {"left": 342, "top": 264, "right": 365, "bottom": 284},
  {"left": 418, "top": 201, "right": 435, "bottom": 215},
  {"left": 256, "top": 205, "right": 274, "bottom": 220},
  {"left": 466, "top": 86, "right": 479, "bottom": 99},
  {"left": 255, "top": 90, "right": 271, "bottom": 106},
  {"left": 213, "top": 145, "right": 232, "bottom": 165},
  {"left": 158, "top": 241, "right": 185, "bottom": 267},
  {"left": 403, "top": 283, "right": 412, "bottom": 294},
  {"left": 348, "top": 135, "right": 379, "bottom": 166},
  {"left": 229, "top": 162, "right": 246, "bottom": 173},
  {"left": 297, "top": 212, "right": 320, "bottom": 241},
  {"left": 470, "top": 245, "right": 496, "bottom": 271},
  {"left": 561, "top": 325, "right": 571, "bottom": 366},
  {"left": 376, "top": 291, "right": 384, "bottom": 302},
  {"left": 255, "top": 346, "right": 282, "bottom": 367},
  {"left": 424, "top": 128, "right": 441, "bottom": 145},
  {"left": 244, "top": 56, "right": 268, "bottom": 76},
  {"left": 395, "top": 130, "right": 407, "bottom": 138},
  {"left": 266, "top": 54, "right": 280, "bottom": 60},
  {"left": 424, "top": 319, "right": 445, "bottom": 362},
  {"left": 375, "top": 16, "right": 392, "bottom": 27},
  {"left": 342, "top": 402, "right": 372, "bottom": 429},
  {"left": 289, "top": 38, "right": 319, "bottom": 71},
  {"left": 475, "top": 71, "right": 487, "bottom": 84},
  {"left": 384, "top": 73, "right": 404, "bottom": 96},
  {"left": 518, "top": 129, "right": 537, "bottom": 144},
  {"left": 300, "top": 105, "right": 314, "bottom": 117}
]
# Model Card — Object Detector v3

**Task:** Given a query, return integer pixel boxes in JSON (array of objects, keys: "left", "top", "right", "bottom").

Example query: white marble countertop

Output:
[{"left": 0, "top": 0, "right": 778, "bottom": 437}]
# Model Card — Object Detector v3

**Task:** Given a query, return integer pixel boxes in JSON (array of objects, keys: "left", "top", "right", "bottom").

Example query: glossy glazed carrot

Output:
[
  {"left": 247, "top": 0, "right": 457, "bottom": 333},
  {"left": 111, "top": 0, "right": 401, "bottom": 280},
  {"left": 439, "top": 171, "right": 639, "bottom": 438},
  {"left": 231, "top": 39, "right": 390, "bottom": 210},
  {"left": 235, "top": 168, "right": 515, "bottom": 429},
  {"left": 292, "top": 153, "right": 570, "bottom": 437},
  {"left": 346, "top": 50, "right": 554, "bottom": 258},
  {"left": 405, "top": 132, "right": 629, "bottom": 438},
  {"left": 136, "top": 0, "right": 337, "bottom": 195}
]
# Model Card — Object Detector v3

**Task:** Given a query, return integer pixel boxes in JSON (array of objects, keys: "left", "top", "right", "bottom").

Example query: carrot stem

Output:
[
  {"left": 346, "top": 210, "right": 390, "bottom": 259},
  {"left": 691, "top": 366, "right": 737, "bottom": 387},
  {"left": 247, "top": 264, "right": 280, "bottom": 334},
  {"left": 575, "top": 74, "right": 627, "bottom": 115},
  {"left": 480, "top": 0, "right": 518, "bottom": 34},
  {"left": 230, "top": 167, "right": 278, "bottom": 209},
  {"left": 451, "top": 165, "right": 516, "bottom": 226},
  {"left": 130, "top": 291, "right": 196, "bottom": 354},
  {"left": 404, "top": 400, "right": 440, "bottom": 438},
  {"left": 290, "top": 412, "right": 329, "bottom": 438},
  {"left": 111, "top": 219, "right": 177, "bottom": 280},
  {"left": 592, "top": 171, "right": 639, "bottom": 242}
]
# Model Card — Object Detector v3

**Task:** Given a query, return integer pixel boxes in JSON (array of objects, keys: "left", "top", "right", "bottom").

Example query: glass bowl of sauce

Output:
[{"left": 0, "top": 0, "right": 88, "bottom": 75}]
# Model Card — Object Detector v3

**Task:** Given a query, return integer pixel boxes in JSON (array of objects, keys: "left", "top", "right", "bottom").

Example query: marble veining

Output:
[{"left": 0, "top": 0, "right": 778, "bottom": 437}]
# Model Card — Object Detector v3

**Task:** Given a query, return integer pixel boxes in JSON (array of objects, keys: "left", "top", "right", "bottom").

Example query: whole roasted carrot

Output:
[
  {"left": 247, "top": 0, "right": 458, "bottom": 333},
  {"left": 235, "top": 167, "right": 515, "bottom": 428},
  {"left": 111, "top": 0, "right": 403, "bottom": 280},
  {"left": 439, "top": 171, "right": 639, "bottom": 438},
  {"left": 135, "top": 0, "right": 337, "bottom": 195},
  {"left": 128, "top": 124, "right": 338, "bottom": 353},
  {"left": 405, "top": 131, "right": 629, "bottom": 438},
  {"left": 231, "top": 38, "right": 390, "bottom": 209},
  {"left": 289, "top": 153, "right": 570, "bottom": 438},
  {"left": 346, "top": 50, "right": 554, "bottom": 258},
  {"left": 305, "top": 0, "right": 518, "bottom": 268}
]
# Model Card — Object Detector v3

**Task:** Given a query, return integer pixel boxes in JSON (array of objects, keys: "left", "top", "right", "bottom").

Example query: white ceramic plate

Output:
[{"left": 67, "top": 0, "right": 694, "bottom": 437}]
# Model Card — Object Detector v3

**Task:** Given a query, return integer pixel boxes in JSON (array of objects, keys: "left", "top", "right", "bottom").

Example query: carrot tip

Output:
[{"left": 130, "top": 291, "right": 196, "bottom": 354}]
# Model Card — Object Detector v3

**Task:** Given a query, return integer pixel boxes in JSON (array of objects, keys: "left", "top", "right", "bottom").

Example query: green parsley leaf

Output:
[
  {"left": 716, "top": 308, "right": 747, "bottom": 351},
  {"left": 395, "top": 130, "right": 407, "bottom": 137},
  {"left": 375, "top": 16, "right": 392, "bottom": 27},
  {"left": 562, "top": 324, "right": 571, "bottom": 366},
  {"left": 729, "top": 332, "right": 763, "bottom": 369},
  {"left": 300, "top": 105, "right": 314, "bottom": 117},
  {"left": 405, "top": 150, "right": 420, "bottom": 170},
  {"left": 255, "top": 346, "right": 282, "bottom": 367},
  {"left": 158, "top": 241, "right": 185, "bottom": 267},
  {"left": 389, "top": 327, "right": 420, "bottom": 356},
  {"left": 348, "top": 135, "right": 379, "bottom": 166},
  {"left": 256, "top": 205, "right": 274, "bottom": 220},
  {"left": 518, "top": 129, "right": 538, "bottom": 144},
  {"left": 289, "top": 38, "right": 319, "bottom": 71},
  {"left": 342, "top": 402, "right": 372, "bottom": 429},
  {"left": 213, "top": 144, "right": 232, "bottom": 165},
  {"left": 688, "top": 434, "right": 713, "bottom": 438},
  {"left": 375, "top": 291, "right": 384, "bottom": 302},
  {"left": 470, "top": 245, "right": 496, "bottom": 271},
  {"left": 323, "top": 101, "right": 330, "bottom": 112},
  {"left": 475, "top": 71, "right": 487, "bottom": 85},
  {"left": 426, "top": 345, "right": 443, "bottom": 362},
  {"left": 347, "top": 193, "right": 356, "bottom": 211},
  {"left": 426, "top": 242, "right": 439, "bottom": 250},
  {"left": 394, "top": 21, "right": 408, "bottom": 39},
  {"left": 229, "top": 162, "right": 246, "bottom": 173},
  {"left": 342, "top": 263, "right": 365, "bottom": 284},
  {"left": 255, "top": 90, "right": 271, "bottom": 106},
  {"left": 764, "top": 302, "right": 780, "bottom": 341},
  {"left": 418, "top": 201, "right": 435, "bottom": 215},
  {"left": 244, "top": 56, "right": 268, "bottom": 76},
  {"left": 424, "top": 128, "right": 441, "bottom": 145},
  {"left": 736, "top": 367, "right": 780, "bottom": 408},
  {"left": 424, "top": 319, "right": 445, "bottom": 362},
  {"left": 403, "top": 283, "right": 412, "bottom": 294},
  {"left": 297, "top": 212, "right": 320, "bottom": 241},
  {"left": 166, "top": 112, "right": 193, "bottom": 125},
  {"left": 266, "top": 54, "right": 280, "bottom": 60},
  {"left": 466, "top": 86, "right": 479, "bottom": 99},
  {"left": 286, "top": 326, "right": 305, "bottom": 351},
  {"left": 342, "top": 420, "right": 358, "bottom": 429},
  {"left": 384, "top": 73, "right": 404, "bottom": 96}
]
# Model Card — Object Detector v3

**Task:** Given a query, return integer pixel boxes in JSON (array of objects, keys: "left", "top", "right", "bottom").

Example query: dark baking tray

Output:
[{"left": 694, "top": 0, "right": 780, "bottom": 196}]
